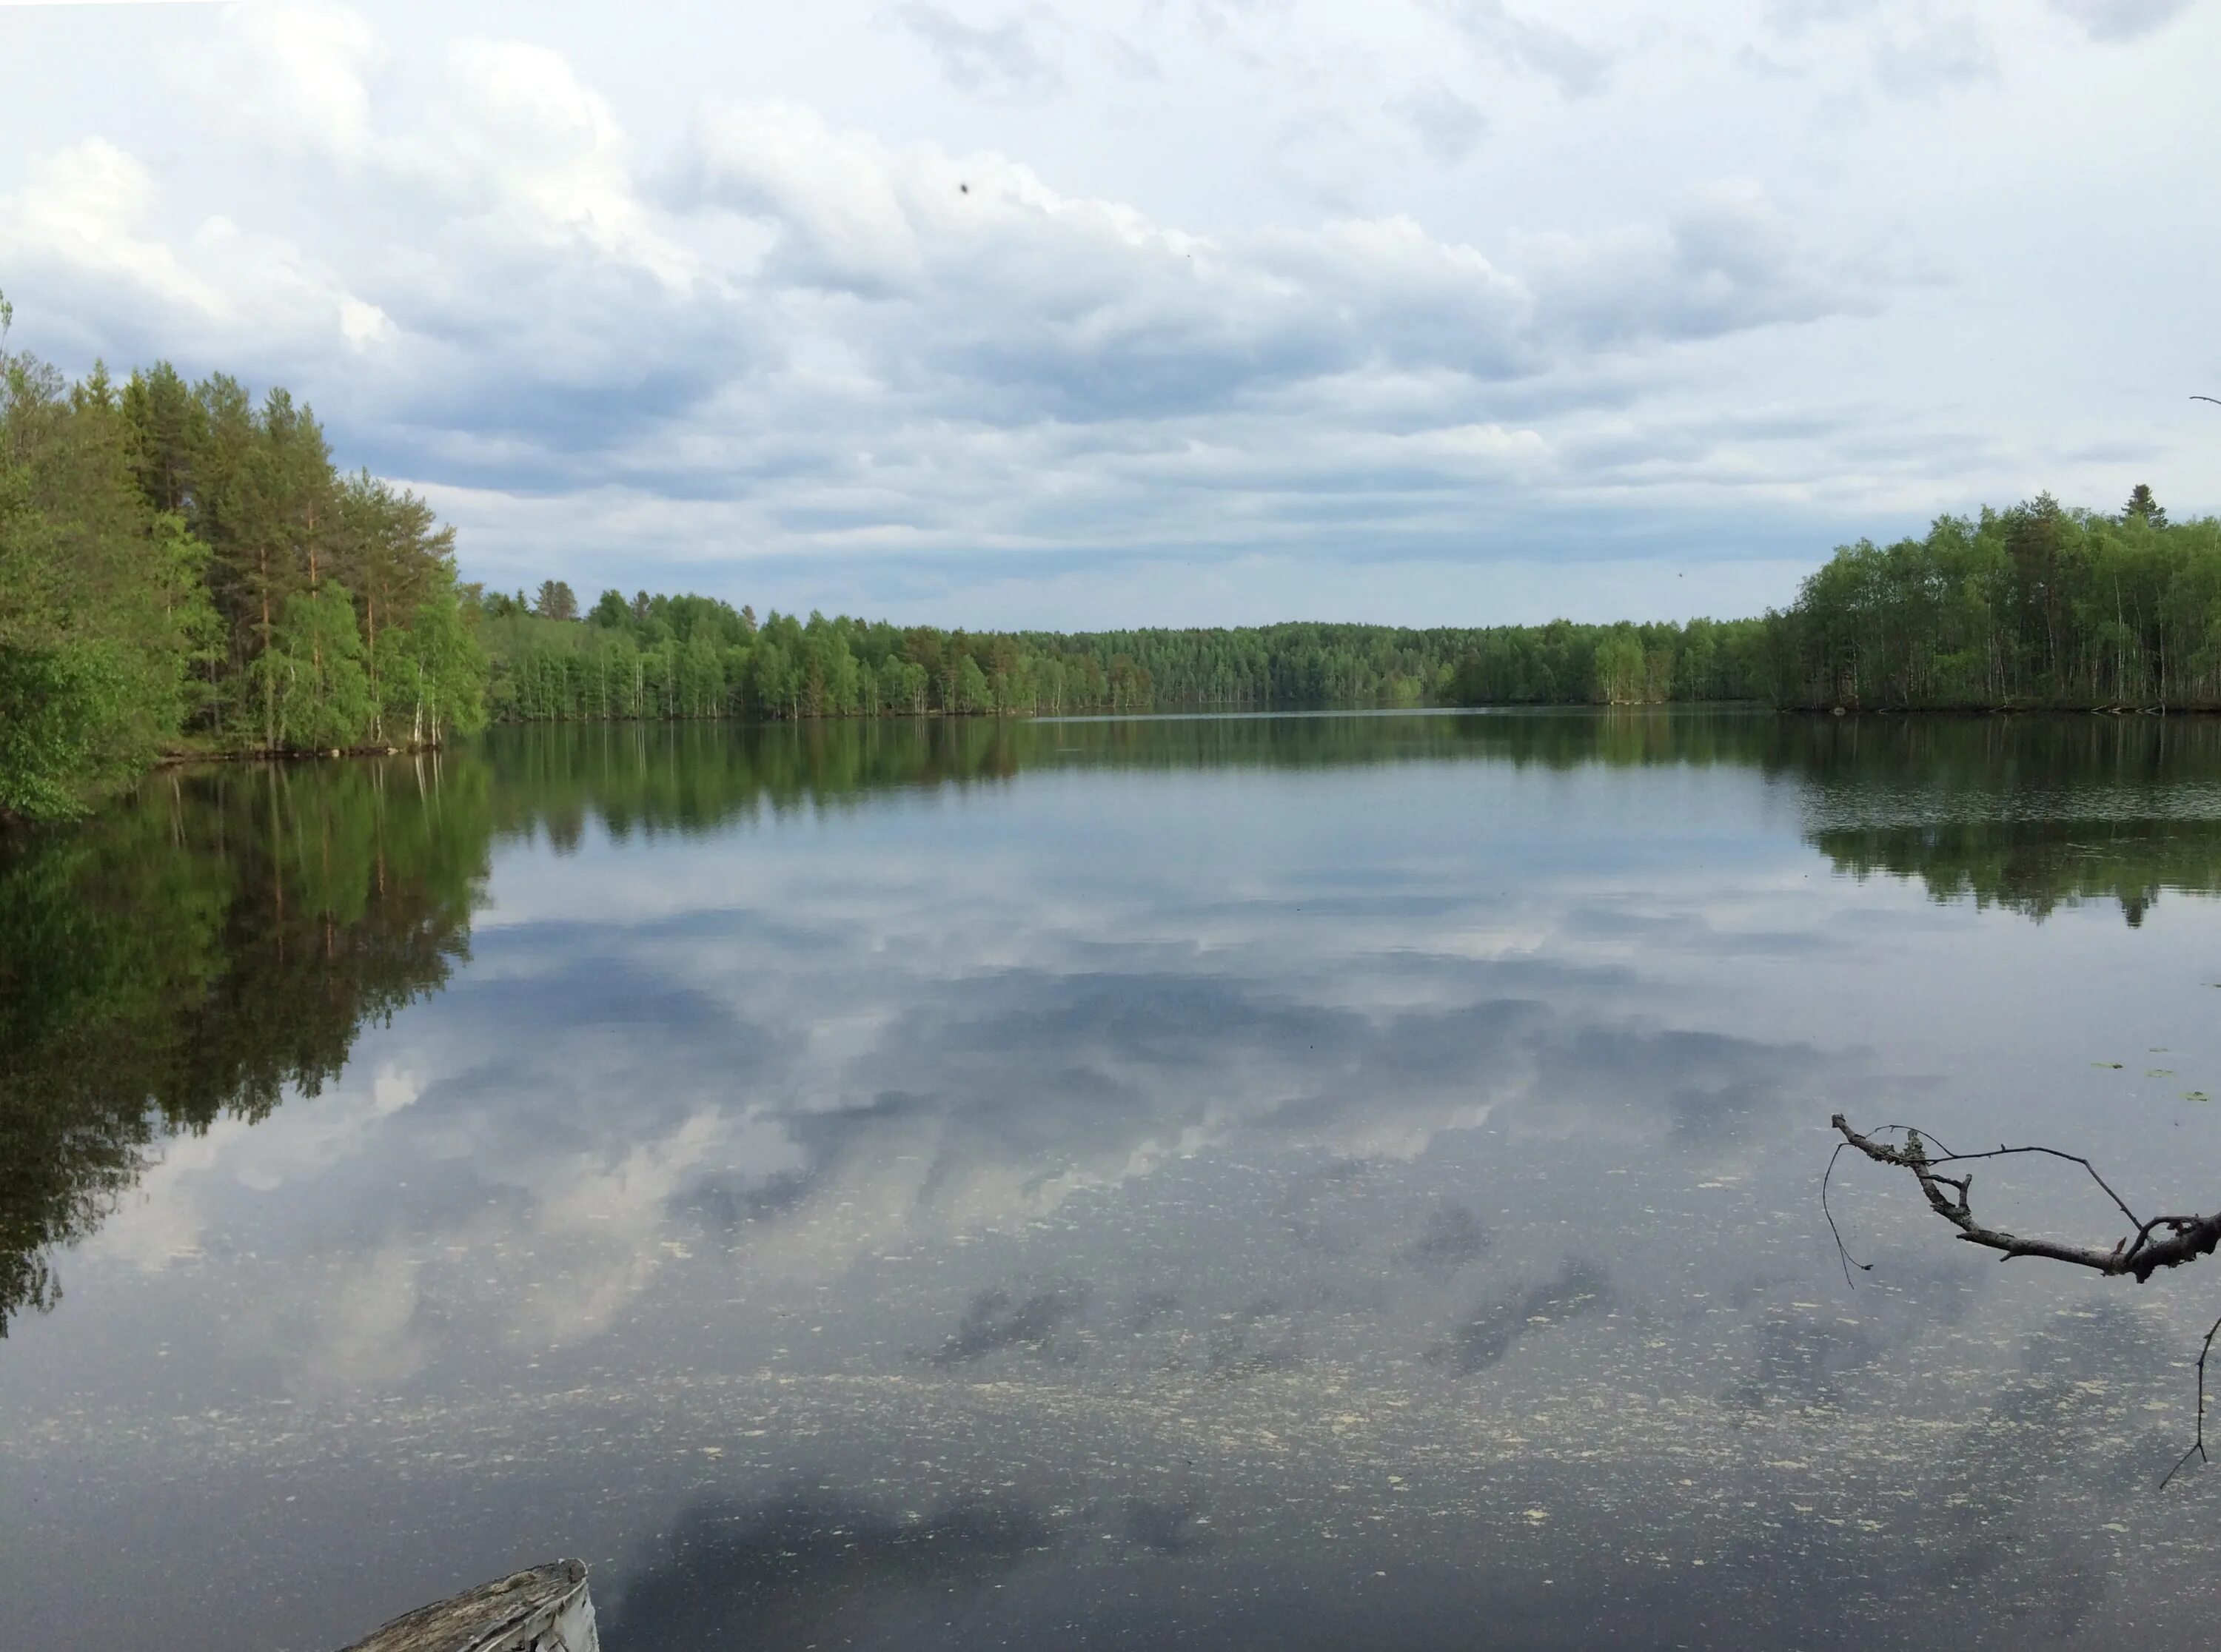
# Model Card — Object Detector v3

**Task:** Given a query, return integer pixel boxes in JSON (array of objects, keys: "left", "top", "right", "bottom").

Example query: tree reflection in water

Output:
[
  {"left": 0, "top": 754, "right": 488, "bottom": 1334},
  {"left": 8, "top": 709, "right": 2221, "bottom": 1337}
]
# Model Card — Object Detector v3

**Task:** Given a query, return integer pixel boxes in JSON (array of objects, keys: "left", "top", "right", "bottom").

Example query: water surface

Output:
[{"left": 7, "top": 711, "right": 2221, "bottom": 1649}]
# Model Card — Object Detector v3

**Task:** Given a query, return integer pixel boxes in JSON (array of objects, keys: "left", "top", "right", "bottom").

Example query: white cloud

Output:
[
  {"left": 685, "top": 100, "right": 933, "bottom": 293},
  {"left": 0, "top": 138, "right": 399, "bottom": 372},
  {"left": 205, "top": 0, "right": 383, "bottom": 161},
  {"left": 683, "top": 101, "right": 1852, "bottom": 430},
  {"left": 338, "top": 295, "right": 395, "bottom": 349},
  {"left": 1, "top": 0, "right": 2213, "bottom": 622},
  {"left": 2, "top": 140, "right": 222, "bottom": 317},
  {"left": 1518, "top": 181, "right": 1866, "bottom": 348},
  {"left": 415, "top": 38, "right": 681, "bottom": 273}
]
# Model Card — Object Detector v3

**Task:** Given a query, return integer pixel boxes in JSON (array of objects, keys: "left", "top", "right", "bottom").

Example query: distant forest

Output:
[
  {"left": 480, "top": 485, "right": 2212, "bottom": 725},
  {"left": 7, "top": 299, "right": 2219, "bottom": 823},
  {"left": 477, "top": 590, "right": 1773, "bottom": 724}
]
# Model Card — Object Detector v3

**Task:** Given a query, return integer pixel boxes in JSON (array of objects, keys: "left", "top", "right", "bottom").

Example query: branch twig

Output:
[
  {"left": 1830, "top": 1115, "right": 2221, "bottom": 1488},
  {"left": 1829, "top": 1114, "right": 2221, "bottom": 1281},
  {"left": 2159, "top": 1313, "right": 2221, "bottom": 1491},
  {"left": 1821, "top": 1141, "right": 1873, "bottom": 1287}
]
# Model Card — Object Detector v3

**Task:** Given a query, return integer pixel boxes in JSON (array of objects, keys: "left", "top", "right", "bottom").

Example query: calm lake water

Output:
[{"left": 7, "top": 710, "right": 2221, "bottom": 1649}]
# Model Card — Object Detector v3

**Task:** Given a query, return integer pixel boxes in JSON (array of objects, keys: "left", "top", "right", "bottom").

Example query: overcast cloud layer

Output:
[{"left": 1, "top": 0, "right": 2215, "bottom": 625}]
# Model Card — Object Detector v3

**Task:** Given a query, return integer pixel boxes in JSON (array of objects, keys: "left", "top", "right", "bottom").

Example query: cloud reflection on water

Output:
[{"left": 10, "top": 713, "right": 2221, "bottom": 1650}]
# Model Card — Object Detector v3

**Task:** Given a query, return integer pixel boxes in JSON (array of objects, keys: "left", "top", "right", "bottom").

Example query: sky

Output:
[{"left": 1, "top": 0, "right": 2216, "bottom": 628}]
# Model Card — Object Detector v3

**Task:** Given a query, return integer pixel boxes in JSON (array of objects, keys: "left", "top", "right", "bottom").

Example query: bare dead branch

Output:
[
  {"left": 2159, "top": 1313, "right": 2221, "bottom": 1491},
  {"left": 1830, "top": 1113, "right": 2221, "bottom": 1488},
  {"left": 1829, "top": 1115, "right": 2221, "bottom": 1282}
]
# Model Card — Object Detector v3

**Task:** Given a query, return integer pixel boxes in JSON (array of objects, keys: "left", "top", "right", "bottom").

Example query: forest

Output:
[
  {"left": 474, "top": 486, "right": 2218, "bottom": 724},
  {"left": 0, "top": 303, "right": 487, "bottom": 822},
  {"left": 1772, "top": 487, "right": 2221, "bottom": 710},
  {"left": 477, "top": 583, "right": 1778, "bottom": 725}
]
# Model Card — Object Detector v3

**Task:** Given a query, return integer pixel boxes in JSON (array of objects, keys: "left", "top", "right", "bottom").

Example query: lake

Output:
[{"left": 6, "top": 709, "right": 2221, "bottom": 1649}]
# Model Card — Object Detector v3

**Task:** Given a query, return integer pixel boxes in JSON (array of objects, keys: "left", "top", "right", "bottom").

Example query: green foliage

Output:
[
  {"left": 396, "top": 574, "right": 491, "bottom": 742},
  {"left": 477, "top": 600, "right": 1782, "bottom": 725},
  {"left": 0, "top": 641, "right": 148, "bottom": 820},
  {"left": 473, "top": 494, "right": 2221, "bottom": 730},
  {"left": 1775, "top": 495, "right": 2221, "bottom": 708},
  {"left": 1591, "top": 632, "right": 1647, "bottom": 704},
  {"left": 2125, "top": 483, "right": 2168, "bottom": 528},
  {"left": 0, "top": 305, "right": 489, "bottom": 818},
  {"left": 153, "top": 509, "right": 223, "bottom": 725},
  {"left": 264, "top": 582, "right": 376, "bottom": 750},
  {"left": 533, "top": 578, "right": 578, "bottom": 621},
  {"left": 2, "top": 340, "right": 192, "bottom": 818},
  {"left": 11, "top": 269, "right": 2213, "bottom": 782}
]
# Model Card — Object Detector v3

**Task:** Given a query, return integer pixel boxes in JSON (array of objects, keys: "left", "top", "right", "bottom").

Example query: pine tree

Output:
[
  {"left": 120, "top": 362, "right": 204, "bottom": 514},
  {"left": 2123, "top": 483, "right": 2169, "bottom": 527}
]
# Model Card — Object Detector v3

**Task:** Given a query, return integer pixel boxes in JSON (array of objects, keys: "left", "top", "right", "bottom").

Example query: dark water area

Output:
[{"left": 7, "top": 710, "right": 2221, "bottom": 1649}]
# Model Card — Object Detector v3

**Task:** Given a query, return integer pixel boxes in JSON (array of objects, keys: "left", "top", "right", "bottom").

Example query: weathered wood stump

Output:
[{"left": 338, "top": 1559, "right": 596, "bottom": 1652}]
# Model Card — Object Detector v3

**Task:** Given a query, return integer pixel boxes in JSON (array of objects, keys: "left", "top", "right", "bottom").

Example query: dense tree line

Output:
[
  {"left": 480, "top": 594, "right": 1779, "bottom": 725},
  {"left": 479, "top": 589, "right": 1158, "bottom": 722},
  {"left": 0, "top": 296, "right": 487, "bottom": 821},
  {"left": 1774, "top": 488, "right": 2221, "bottom": 709},
  {"left": 478, "top": 490, "right": 2219, "bottom": 728}
]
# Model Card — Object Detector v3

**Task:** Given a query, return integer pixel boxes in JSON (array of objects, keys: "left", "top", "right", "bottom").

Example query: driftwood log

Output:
[{"left": 339, "top": 1559, "right": 596, "bottom": 1652}]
